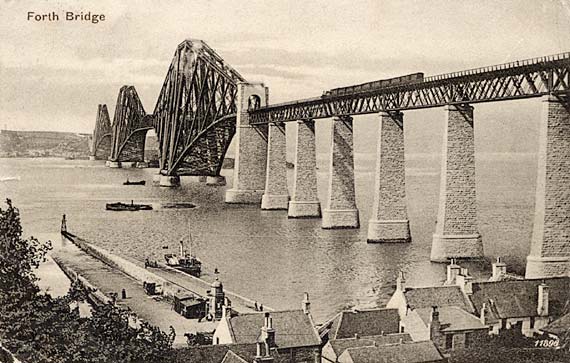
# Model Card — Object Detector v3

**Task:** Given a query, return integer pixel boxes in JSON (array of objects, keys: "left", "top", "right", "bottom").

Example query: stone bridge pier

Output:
[
  {"left": 431, "top": 104, "right": 483, "bottom": 262},
  {"left": 368, "top": 111, "right": 411, "bottom": 242},
  {"left": 526, "top": 94, "right": 570, "bottom": 278},
  {"left": 322, "top": 116, "right": 360, "bottom": 229},
  {"left": 225, "top": 82, "right": 269, "bottom": 204},
  {"left": 261, "top": 122, "right": 290, "bottom": 210},
  {"left": 288, "top": 120, "right": 322, "bottom": 218}
]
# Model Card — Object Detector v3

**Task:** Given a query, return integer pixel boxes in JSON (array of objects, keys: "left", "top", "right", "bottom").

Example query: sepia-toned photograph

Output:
[{"left": 1, "top": 1, "right": 569, "bottom": 362}]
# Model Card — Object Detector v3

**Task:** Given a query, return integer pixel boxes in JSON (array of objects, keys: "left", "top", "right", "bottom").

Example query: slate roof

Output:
[
  {"left": 415, "top": 306, "right": 488, "bottom": 332},
  {"left": 226, "top": 310, "right": 321, "bottom": 348},
  {"left": 221, "top": 350, "right": 249, "bottom": 363},
  {"left": 174, "top": 344, "right": 247, "bottom": 363},
  {"left": 541, "top": 312, "right": 570, "bottom": 337},
  {"left": 404, "top": 286, "right": 474, "bottom": 313},
  {"left": 174, "top": 343, "right": 287, "bottom": 363},
  {"left": 338, "top": 341, "right": 444, "bottom": 363},
  {"left": 328, "top": 334, "right": 412, "bottom": 357},
  {"left": 470, "top": 277, "right": 570, "bottom": 321},
  {"left": 328, "top": 308, "right": 401, "bottom": 340}
]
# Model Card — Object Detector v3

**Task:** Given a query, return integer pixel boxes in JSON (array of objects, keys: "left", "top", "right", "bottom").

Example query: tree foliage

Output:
[{"left": 0, "top": 199, "right": 176, "bottom": 362}]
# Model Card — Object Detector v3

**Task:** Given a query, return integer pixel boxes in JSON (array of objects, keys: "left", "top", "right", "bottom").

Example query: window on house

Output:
[
  {"left": 445, "top": 335, "right": 453, "bottom": 350},
  {"left": 530, "top": 317, "right": 535, "bottom": 329},
  {"left": 465, "top": 332, "right": 471, "bottom": 348},
  {"left": 401, "top": 326, "right": 405, "bottom": 333},
  {"left": 216, "top": 337, "right": 220, "bottom": 345}
]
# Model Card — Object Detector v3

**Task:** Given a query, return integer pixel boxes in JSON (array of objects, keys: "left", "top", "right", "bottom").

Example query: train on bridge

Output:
[{"left": 322, "top": 72, "right": 424, "bottom": 97}]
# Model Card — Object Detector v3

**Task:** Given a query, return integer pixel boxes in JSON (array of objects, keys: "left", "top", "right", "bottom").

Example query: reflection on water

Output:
[{"left": 0, "top": 154, "right": 536, "bottom": 322}]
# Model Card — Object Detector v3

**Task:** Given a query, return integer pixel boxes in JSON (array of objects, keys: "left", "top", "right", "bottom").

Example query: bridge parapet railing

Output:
[{"left": 424, "top": 52, "right": 570, "bottom": 82}]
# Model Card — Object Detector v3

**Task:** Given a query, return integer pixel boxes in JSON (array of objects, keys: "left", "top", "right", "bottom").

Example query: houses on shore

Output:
[{"left": 177, "top": 259, "right": 569, "bottom": 363}]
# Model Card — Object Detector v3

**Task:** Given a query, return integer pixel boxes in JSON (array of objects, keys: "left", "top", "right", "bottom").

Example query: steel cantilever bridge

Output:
[
  {"left": 91, "top": 43, "right": 569, "bottom": 175},
  {"left": 153, "top": 40, "right": 245, "bottom": 176}
]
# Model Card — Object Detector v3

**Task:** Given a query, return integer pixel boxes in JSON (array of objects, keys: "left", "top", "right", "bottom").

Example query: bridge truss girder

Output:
[
  {"left": 91, "top": 104, "right": 112, "bottom": 160},
  {"left": 250, "top": 53, "right": 570, "bottom": 124},
  {"left": 154, "top": 39, "right": 245, "bottom": 176},
  {"left": 109, "top": 86, "right": 152, "bottom": 162}
]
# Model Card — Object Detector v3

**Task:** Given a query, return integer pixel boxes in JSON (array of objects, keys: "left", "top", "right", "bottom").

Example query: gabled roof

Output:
[
  {"left": 226, "top": 310, "right": 321, "bottom": 348},
  {"left": 174, "top": 343, "right": 292, "bottom": 363},
  {"left": 415, "top": 306, "right": 488, "bottom": 332},
  {"left": 328, "top": 308, "right": 400, "bottom": 340},
  {"left": 404, "top": 286, "right": 473, "bottom": 313},
  {"left": 328, "top": 334, "right": 412, "bottom": 357},
  {"left": 541, "top": 312, "right": 570, "bottom": 337},
  {"left": 174, "top": 344, "right": 242, "bottom": 363},
  {"left": 221, "top": 350, "right": 249, "bottom": 363},
  {"left": 338, "top": 341, "right": 444, "bottom": 363},
  {"left": 470, "top": 277, "right": 570, "bottom": 320}
]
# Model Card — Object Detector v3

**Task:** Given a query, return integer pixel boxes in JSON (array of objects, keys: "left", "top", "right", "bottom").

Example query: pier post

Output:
[
  {"left": 526, "top": 94, "right": 570, "bottom": 278},
  {"left": 288, "top": 119, "right": 321, "bottom": 218},
  {"left": 367, "top": 111, "right": 411, "bottom": 242},
  {"left": 431, "top": 104, "right": 483, "bottom": 262},
  {"left": 261, "top": 123, "right": 289, "bottom": 210},
  {"left": 225, "top": 82, "right": 269, "bottom": 204},
  {"left": 322, "top": 116, "right": 359, "bottom": 229}
]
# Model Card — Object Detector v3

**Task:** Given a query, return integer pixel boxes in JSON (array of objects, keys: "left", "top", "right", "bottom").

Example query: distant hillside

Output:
[{"left": 0, "top": 130, "right": 91, "bottom": 158}]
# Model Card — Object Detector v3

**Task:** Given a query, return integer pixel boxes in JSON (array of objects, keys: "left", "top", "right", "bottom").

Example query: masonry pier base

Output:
[
  {"left": 206, "top": 176, "right": 226, "bottom": 186},
  {"left": 159, "top": 175, "right": 181, "bottom": 187},
  {"left": 188, "top": 176, "right": 207, "bottom": 183}
]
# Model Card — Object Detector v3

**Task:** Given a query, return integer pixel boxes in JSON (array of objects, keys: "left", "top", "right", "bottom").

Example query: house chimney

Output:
[
  {"left": 480, "top": 302, "right": 487, "bottom": 325},
  {"left": 456, "top": 268, "right": 473, "bottom": 295},
  {"left": 446, "top": 258, "right": 460, "bottom": 284},
  {"left": 262, "top": 312, "right": 276, "bottom": 348},
  {"left": 491, "top": 257, "right": 507, "bottom": 281},
  {"left": 429, "top": 306, "right": 441, "bottom": 342},
  {"left": 253, "top": 340, "right": 275, "bottom": 363},
  {"left": 302, "top": 292, "right": 311, "bottom": 314},
  {"left": 396, "top": 271, "right": 406, "bottom": 291},
  {"left": 537, "top": 283, "right": 549, "bottom": 316}
]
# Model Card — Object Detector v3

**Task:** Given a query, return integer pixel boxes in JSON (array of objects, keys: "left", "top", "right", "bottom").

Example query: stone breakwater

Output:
[{"left": 61, "top": 232, "right": 270, "bottom": 313}]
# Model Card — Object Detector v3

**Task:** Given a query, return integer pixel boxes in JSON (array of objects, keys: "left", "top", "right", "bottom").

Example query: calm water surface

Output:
[{"left": 0, "top": 154, "right": 537, "bottom": 322}]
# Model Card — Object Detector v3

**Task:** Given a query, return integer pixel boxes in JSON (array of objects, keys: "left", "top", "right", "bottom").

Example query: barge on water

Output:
[
  {"left": 106, "top": 201, "right": 152, "bottom": 211},
  {"left": 123, "top": 178, "right": 146, "bottom": 186}
]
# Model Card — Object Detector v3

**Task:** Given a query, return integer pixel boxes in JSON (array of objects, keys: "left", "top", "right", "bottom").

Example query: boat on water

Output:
[
  {"left": 0, "top": 176, "right": 21, "bottom": 182},
  {"left": 106, "top": 200, "right": 153, "bottom": 211},
  {"left": 123, "top": 178, "right": 146, "bottom": 186},
  {"left": 164, "top": 235, "right": 201, "bottom": 277}
]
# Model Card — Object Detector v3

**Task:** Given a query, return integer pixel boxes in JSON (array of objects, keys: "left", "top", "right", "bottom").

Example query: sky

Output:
[{"left": 1, "top": 0, "right": 570, "bottom": 154}]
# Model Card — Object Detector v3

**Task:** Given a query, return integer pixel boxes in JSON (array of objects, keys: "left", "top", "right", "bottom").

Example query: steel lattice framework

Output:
[
  {"left": 109, "top": 86, "right": 153, "bottom": 162},
  {"left": 250, "top": 52, "right": 570, "bottom": 125},
  {"left": 154, "top": 39, "right": 245, "bottom": 176},
  {"left": 90, "top": 104, "right": 112, "bottom": 160}
]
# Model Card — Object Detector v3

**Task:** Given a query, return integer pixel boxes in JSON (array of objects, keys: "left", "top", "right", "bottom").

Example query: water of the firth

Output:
[{"left": 0, "top": 152, "right": 536, "bottom": 322}]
